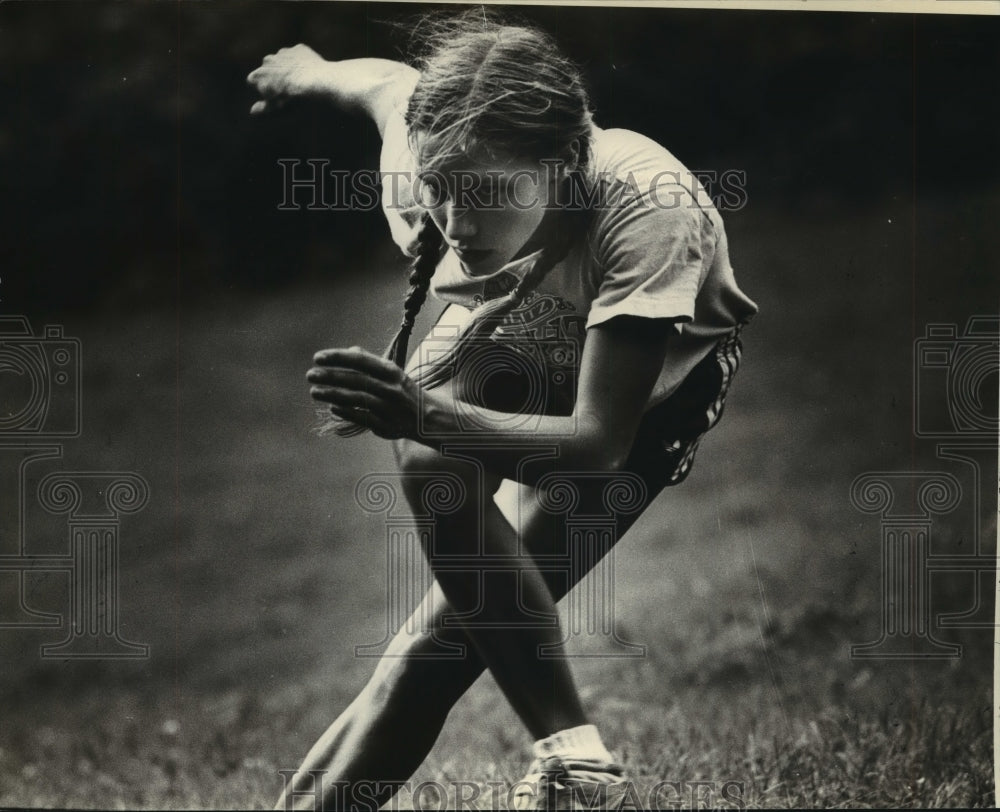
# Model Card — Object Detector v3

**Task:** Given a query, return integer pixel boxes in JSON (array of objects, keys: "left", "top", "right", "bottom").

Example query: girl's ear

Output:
[
  {"left": 546, "top": 141, "right": 580, "bottom": 188},
  {"left": 562, "top": 140, "right": 580, "bottom": 175}
]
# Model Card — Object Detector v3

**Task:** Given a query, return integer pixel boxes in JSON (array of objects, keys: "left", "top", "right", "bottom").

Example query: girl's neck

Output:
[{"left": 509, "top": 205, "right": 567, "bottom": 264}]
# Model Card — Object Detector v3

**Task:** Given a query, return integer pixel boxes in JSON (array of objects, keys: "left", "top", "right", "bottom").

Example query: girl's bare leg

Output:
[
  {"left": 395, "top": 440, "right": 591, "bottom": 739},
  {"left": 275, "top": 581, "right": 487, "bottom": 810},
  {"left": 276, "top": 443, "right": 653, "bottom": 810}
]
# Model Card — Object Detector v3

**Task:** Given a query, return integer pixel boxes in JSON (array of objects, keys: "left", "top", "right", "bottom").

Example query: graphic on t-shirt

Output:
[
  {"left": 494, "top": 293, "right": 585, "bottom": 369},
  {"left": 497, "top": 292, "right": 580, "bottom": 339},
  {"left": 472, "top": 278, "right": 584, "bottom": 370}
]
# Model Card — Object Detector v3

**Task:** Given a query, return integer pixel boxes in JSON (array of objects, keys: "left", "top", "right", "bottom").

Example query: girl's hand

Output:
[
  {"left": 247, "top": 44, "right": 334, "bottom": 115},
  {"left": 307, "top": 347, "right": 427, "bottom": 441}
]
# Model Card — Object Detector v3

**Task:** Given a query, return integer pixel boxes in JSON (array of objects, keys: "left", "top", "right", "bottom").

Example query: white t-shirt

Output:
[{"left": 379, "top": 113, "right": 758, "bottom": 410}]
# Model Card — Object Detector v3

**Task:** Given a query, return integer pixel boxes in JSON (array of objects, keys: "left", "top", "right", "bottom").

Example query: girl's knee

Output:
[
  {"left": 394, "top": 440, "right": 492, "bottom": 510},
  {"left": 393, "top": 438, "right": 440, "bottom": 476},
  {"left": 395, "top": 441, "right": 452, "bottom": 507}
]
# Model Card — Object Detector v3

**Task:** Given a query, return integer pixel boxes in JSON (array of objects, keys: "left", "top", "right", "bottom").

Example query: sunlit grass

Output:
[{"left": 0, "top": 677, "right": 991, "bottom": 808}]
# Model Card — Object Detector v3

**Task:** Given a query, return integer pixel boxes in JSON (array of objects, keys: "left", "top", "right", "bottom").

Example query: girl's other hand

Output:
[
  {"left": 247, "top": 44, "right": 332, "bottom": 115},
  {"left": 307, "top": 347, "right": 426, "bottom": 441}
]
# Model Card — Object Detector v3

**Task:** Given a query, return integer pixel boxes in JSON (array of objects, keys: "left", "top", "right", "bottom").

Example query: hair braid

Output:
[
  {"left": 386, "top": 216, "right": 445, "bottom": 368},
  {"left": 324, "top": 214, "right": 443, "bottom": 438}
]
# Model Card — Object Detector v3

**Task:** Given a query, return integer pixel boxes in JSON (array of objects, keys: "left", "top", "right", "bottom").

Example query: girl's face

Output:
[{"left": 414, "top": 144, "right": 561, "bottom": 276}]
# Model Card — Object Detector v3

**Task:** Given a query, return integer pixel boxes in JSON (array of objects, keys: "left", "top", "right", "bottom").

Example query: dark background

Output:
[
  {"left": 1, "top": 3, "right": 996, "bottom": 317},
  {"left": 0, "top": 3, "right": 997, "bottom": 808}
]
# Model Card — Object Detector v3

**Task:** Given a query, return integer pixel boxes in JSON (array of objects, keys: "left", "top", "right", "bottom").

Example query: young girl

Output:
[{"left": 249, "top": 12, "right": 757, "bottom": 810}]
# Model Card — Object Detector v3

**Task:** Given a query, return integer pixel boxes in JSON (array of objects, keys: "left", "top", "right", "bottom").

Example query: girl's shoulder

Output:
[
  {"left": 574, "top": 126, "right": 725, "bottom": 289},
  {"left": 587, "top": 126, "right": 713, "bottom": 212},
  {"left": 590, "top": 125, "right": 679, "bottom": 170}
]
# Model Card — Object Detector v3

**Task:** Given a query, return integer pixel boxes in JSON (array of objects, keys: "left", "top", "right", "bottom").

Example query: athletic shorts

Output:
[
  {"left": 624, "top": 326, "right": 745, "bottom": 490},
  {"left": 491, "top": 326, "right": 744, "bottom": 527}
]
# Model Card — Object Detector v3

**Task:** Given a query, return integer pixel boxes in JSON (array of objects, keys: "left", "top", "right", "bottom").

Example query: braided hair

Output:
[
  {"left": 328, "top": 10, "right": 594, "bottom": 437},
  {"left": 327, "top": 215, "right": 444, "bottom": 437}
]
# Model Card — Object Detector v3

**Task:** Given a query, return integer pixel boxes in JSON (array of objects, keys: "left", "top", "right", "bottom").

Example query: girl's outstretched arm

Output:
[{"left": 247, "top": 45, "right": 418, "bottom": 137}]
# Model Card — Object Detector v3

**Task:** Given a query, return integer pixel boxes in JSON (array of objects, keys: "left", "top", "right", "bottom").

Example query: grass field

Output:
[{"left": 0, "top": 199, "right": 995, "bottom": 809}]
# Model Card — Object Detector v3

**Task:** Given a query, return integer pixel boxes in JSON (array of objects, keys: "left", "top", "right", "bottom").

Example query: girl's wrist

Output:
[
  {"left": 306, "top": 61, "right": 347, "bottom": 101},
  {"left": 415, "top": 389, "right": 451, "bottom": 450},
  {"left": 310, "top": 60, "right": 416, "bottom": 117}
]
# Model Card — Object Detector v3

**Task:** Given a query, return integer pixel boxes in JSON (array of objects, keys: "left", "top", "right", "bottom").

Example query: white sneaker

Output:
[{"left": 511, "top": 756, "right": 632, "bottom": 810}]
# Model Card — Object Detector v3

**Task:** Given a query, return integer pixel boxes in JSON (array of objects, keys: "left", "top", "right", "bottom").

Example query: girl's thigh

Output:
[{"left": 494, "top": 476, "right": 654, "bottom": 601}]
